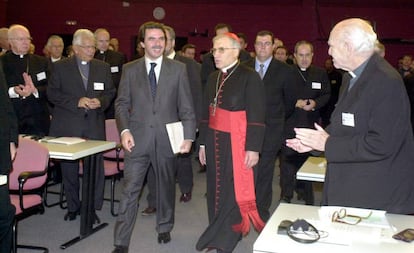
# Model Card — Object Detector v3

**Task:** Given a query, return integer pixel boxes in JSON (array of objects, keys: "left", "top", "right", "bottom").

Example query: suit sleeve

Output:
[{"left": 177, "top": 64, "right": 196, "bottom": 140}]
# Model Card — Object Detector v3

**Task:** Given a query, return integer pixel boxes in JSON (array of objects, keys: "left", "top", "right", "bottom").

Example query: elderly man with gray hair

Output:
[
  {"left": 287, "top": 18, "right": 414, "bottom": 214},
  {"left": 48, "top": 29, "right": 115, "bottom": 221}
]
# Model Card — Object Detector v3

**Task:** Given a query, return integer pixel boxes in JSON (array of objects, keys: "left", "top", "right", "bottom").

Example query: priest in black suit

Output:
[
  {"left": 287, "top": 18, "right": 414, "bottom": 214},
  {"left": 244, "top": 30, "right": 296, "bottom": 221},
  {"left": 0, "top": 24, "right": 50, "bottom": 136},
  {"left": 94, "top": 28, "right": 126, "bottom": 119},
  {"left": 280, "top": 40, "right": 330, "bottom": 205},
  {"left": 48, "top": 29, "right": 115, "bottom": 221}
]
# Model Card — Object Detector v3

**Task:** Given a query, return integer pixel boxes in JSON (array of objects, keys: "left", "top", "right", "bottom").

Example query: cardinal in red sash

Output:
[{"left": 196, "top": 32, "right": 266, "bottom": 253}]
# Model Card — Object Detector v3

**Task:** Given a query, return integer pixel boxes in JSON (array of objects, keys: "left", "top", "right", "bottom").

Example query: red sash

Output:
[{"left": 209, "top": 106, "right": 265, "bottom": 235}]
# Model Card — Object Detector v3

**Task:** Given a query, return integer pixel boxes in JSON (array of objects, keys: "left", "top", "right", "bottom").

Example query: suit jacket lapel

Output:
[{"left": 71, "top": 57, "right": 87, "bottom": 95}]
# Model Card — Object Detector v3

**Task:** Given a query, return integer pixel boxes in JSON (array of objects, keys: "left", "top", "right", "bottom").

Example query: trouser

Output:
[
  {"left": 255, "top": 149, "right": 278, "bottom": 222},
  {"left": 61, "top": 154, "right": 104, "bottom": 212},
  {"left": 147, "top": 152, "right": 193, "bottom": 207},
  {"left": 0, "top": 183, "right": 15, "bottom": 253},
  {"left": 114, "top": 150, "right": 177, "bottom": 246},
  {"left": 279, "top": 148, "right": 314, "bottom": 205}
]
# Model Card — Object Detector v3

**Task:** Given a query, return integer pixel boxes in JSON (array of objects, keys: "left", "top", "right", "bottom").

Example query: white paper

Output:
[
  {"left": 0, "top": 175, "right": 7, "bottom": 185},
  {"left": 45, "top": 137, "right": 86, "bottom": 145},
  {"left": 166, "top": 121, "right": 183, "bottom": 154}
]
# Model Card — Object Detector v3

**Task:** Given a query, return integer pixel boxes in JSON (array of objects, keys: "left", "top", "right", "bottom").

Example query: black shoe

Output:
[
  {"left": 141, "top": 207, "right": 156, "bottom": 216},
  {"left": 93, "top": 211, "right": 101, "bottom": 224},
  {"left": 64, "top": 209, "right": 80, "bottom": 221},
  {"left": 279, "top": 197, "right": 291, "bottom": 204},
  {"left": 158, "top": 232, "right": 171, "bottom": 244},
  {"left": 179, "top": 192, "right": 192, "bottom": 203},
  {"left": 112, "top": 245, "right": 128, "bottom": 253}
]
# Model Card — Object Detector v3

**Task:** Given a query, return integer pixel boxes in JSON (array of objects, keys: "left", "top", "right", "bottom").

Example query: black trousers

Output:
[
  {"left": 61, "top": 154, "right": 104, "bottom": 212},
  {"left": 279, "top": 147, "right": 314, "bottom": 205},
  {"left": 0, "top": 183, "right": 15, "bottom": 253},
  {"left": 146, "top": 153, "right": 194, "bottom": 207}
]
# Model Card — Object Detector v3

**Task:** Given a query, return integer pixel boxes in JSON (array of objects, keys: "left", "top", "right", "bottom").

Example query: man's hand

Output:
[
  {"left": 290, "top": 123, "right": 329, "bottom": 152},
  {"left": 199, "top": 146, "right": 206, "bottom": 165},
  {"left": 121, "top": 130, "right": 135, "bottom": 152},
  {"left": 10, "top": 142, "right": 17, "bottom": 161},
  {"left": 179, "top": 139, "right": 192, "bottom": 154},
  {"left": 286, "top": 138, "right": 313, "bottom": 153},
  {"left": 244, "top": 151, "right": 259, "bottom": 169},
  {"left": 87, "top": 98, "right": 101, "bottom": 109},
  {"left": 78, "top": 97, "right": 91, "bottom": 109}
]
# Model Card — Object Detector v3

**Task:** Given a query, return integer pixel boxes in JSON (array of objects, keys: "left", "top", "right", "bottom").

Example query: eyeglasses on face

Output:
[
  {"left": 78, "top": 45, "right": 96, "bottom": 50},
  {"left": 10, "top": 37, "right": 32, "bottom": 42},
  {"left": 331, "top": 208, "right": 372, "bottom": 225},
  {"left": 210, "top": 47, "right": 237, "bottom": 54}
]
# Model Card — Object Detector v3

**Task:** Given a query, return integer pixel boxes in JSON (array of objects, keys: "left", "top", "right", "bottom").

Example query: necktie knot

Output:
[{"left": 259, "top": 64, "right": 265, "bottom": 79}]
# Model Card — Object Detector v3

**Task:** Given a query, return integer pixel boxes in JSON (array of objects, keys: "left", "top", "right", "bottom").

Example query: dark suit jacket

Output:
[
  {"left": 94, "top": 50, "right": 126, "bottom": 89},
  {"left": 174, "top": 54, "right": 202, "bottom": 125},
  {"left": 47, "top": 57, "right": 116, "bottom": 140},
  {"left": 115, "top": 57, "right": 196, "bottom": 157},
  {"left": 325, "top": 53, "right": 414, "bottom": 214},
  {"left": 0, "top": 62, "right": 18, "bottom": 175},
  {"left": 0, "top": 52, "right": 50, "bottom": 135},
  {"left": 244, "top": 58, "right": 296, "bottom": 152},
  {"left": 284, "top": 65, "right": 331, "bottom": 138}
]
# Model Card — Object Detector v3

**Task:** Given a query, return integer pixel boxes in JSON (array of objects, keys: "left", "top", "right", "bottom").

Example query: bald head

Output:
[
  {"left": 8, "top": 24, "right": 32, "bottom": 55},
  {"left": 328, "top": 18, "right": 377, "bottom": 71}
]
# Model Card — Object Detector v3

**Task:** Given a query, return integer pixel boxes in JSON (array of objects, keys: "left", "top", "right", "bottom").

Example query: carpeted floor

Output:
[{"left": 17, "top": 158, "right": 322, "bottom": 253}]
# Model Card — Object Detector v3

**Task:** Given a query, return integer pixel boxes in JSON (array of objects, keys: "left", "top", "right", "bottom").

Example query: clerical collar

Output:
[
  {"left": 166, "top": 51, "right": 176, "bottom": 59},
  {"left": 75, "top": 56, "right": 89, "bottom": 66},
  {"left": 99, "top": 50, "right": 105, "bottom": 54},
  {"left": 221, "top": 60, "right": 238, "bottom": 73},
  {"left": 349, "top": 57, "right": 369, "bottom": 79},
  {"left": 12, "top": 52, "right": 26, "bottom": 58},
  {"left": 51, "top": 57, "right": 61, "bottom": 62}
]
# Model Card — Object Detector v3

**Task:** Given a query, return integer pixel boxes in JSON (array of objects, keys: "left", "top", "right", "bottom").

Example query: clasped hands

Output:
[
  {"left": 296, "top": 98, "right": 316, "bottom": 111},
  {"left": 78, "top": 97, "right": 101, "bottom": 110},
  {"left": 286, "top": 123, "right": 329, "bottom": 153},
  {"left": 14, "top": 72, "right": 37, "bottom": 98}
]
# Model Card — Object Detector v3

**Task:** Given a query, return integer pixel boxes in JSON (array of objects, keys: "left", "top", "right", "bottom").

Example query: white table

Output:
[
  {"left": 253, "top": 203, "right": 414, "bottom": 253},
  {"left": 296, "top": 156, "right": 326, "bottom": 182},
  {"left": 39, "top": 138, "right": 116, "bottom": 249}
]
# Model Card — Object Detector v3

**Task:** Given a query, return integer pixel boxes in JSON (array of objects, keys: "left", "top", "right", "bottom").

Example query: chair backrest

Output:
[
  {"left": 9, "top": 137, "right": 49, "bottom": 191},
  {"left": 104, "top": 119, "right": 124, "bottom": 159}
]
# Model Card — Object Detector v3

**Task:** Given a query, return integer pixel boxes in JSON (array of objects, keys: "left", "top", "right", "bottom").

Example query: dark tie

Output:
[
  {"left": 258, "top": 64, "right": 265, "bottom": 79},
  {"left": 149, "top": 62, "right": 157, "bottom": 98}
]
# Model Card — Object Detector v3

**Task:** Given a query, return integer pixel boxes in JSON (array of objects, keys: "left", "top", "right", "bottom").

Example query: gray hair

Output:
[
  {"left": 46, "top": 35, "right": 63, "bottom": 47},
  {"left": 72, "top": 29, "right": 95, "bottom": 46},
  {"left": 212, "top": 33, "right": 241, "bottom": 50}
]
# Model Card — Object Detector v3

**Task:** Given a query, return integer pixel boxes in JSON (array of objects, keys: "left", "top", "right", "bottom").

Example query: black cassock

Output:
[
  {"left": 197, "top": 63, "right": 265, "bottom": 252},
  {"left": 0, "top": 52, "right": 50, "bottom": 136}
]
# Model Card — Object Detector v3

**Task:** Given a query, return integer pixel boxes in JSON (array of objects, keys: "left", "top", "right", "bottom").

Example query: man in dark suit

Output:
[
  {"left": 280, "top": 40, "right": 330, "bottom": 205},
  {"left": 47, "top": 29, "right": 116, "bottom": 221},
  {"left": 112, "top": 21, "right": 196, "bottom": 253},
  {"left": 94, "top": 28, "right": 126, "bottom": 119},
  {"left": 287, "top": 18, "right": 414, "bottom": 214},
  {"left": 244, "top": 30, "right": 296, "bottom": 222},
  {"left": 142, "top": 25, "right": 202, "bottom": 215},
  {"left": 0, "top": 61, "right": 18, "bottom": 253},
  {"left": 0, "top": 24, "right": 50, "bottom": 136}
]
